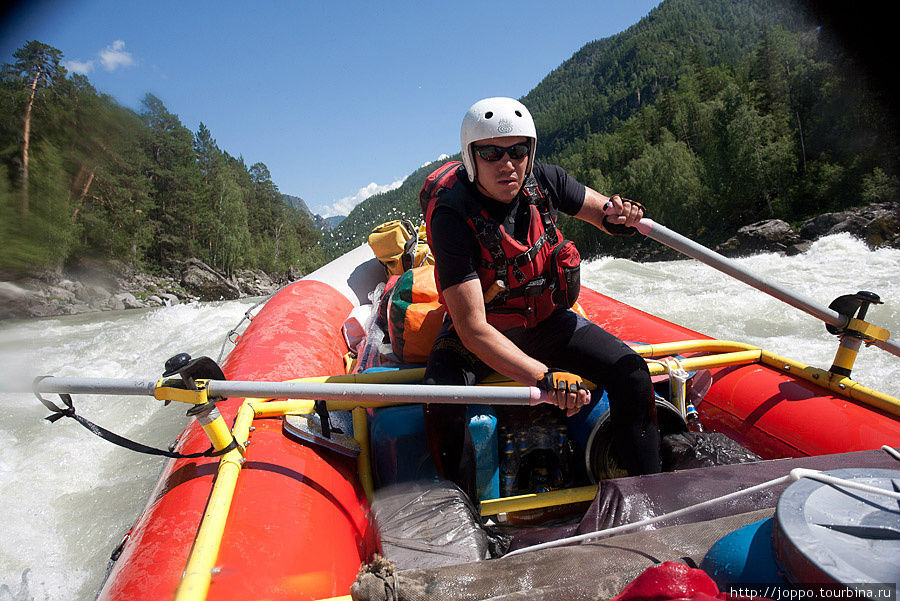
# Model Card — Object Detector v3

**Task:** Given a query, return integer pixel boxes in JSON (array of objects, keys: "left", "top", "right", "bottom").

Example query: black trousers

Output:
[{"left": 423, "top": 308, "right": 662, "bottom": 500}]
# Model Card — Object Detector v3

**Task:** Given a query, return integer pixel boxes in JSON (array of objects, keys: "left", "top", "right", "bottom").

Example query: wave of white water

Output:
[
  {"left": 0, "top": 233, "right": 897, "bottom": 600},
  {"left": 582, "top": 233, "right": 900, "bottom": 397},
  {"left": 0, "top": 300, "right": 260, "bottom": 601}
]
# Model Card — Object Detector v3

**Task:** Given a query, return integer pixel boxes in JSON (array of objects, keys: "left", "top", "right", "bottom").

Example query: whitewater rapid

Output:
[{"left": 0, "top": 233, "right": 897, "bottom": 600}]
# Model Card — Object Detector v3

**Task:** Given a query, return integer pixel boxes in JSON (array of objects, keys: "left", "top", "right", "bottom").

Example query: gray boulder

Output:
[
  {"left": 288, "top": 266, "right": 304, "bottom": 281},
  {"left": 159, "top": 293, "right": 181, "bottom": 306},
  {"left": 105, "top": 295, "right": 125, "bottom": 311},
  {"left": 233, "top": 268, "right": 279, "bottom": 296},
  {"left": 800, "top": 202, "right": 900, "bottom": 248},
  {"left": 113, "top": 292, "right": 144, "bottom": 309},
  {"left": 181, "top": 259, "right": 241, "bottom": 301},
  {"left": 716, "top": 219, "right": 803, "bottom": 257}
]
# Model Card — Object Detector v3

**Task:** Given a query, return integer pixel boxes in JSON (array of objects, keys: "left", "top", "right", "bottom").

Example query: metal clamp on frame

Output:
[
  {"left": 154, "top": 377, "right": 211, "bottom": 405},
  {"left": 825, "top": 291, "right": 890, "bottom": 378},
  {"left": 159, "top": 353, "right": 242, "bottom": 455}
]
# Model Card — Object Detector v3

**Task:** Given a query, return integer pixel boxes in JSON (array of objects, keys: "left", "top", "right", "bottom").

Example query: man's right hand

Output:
[{"left": 601, "top": 194, "right": 645, "bottom": 236}]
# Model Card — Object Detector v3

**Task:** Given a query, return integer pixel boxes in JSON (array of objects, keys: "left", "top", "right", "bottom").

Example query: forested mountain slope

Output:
[
  {"left": 2, "top": 0, "right": 895, "bottom": 273},
  {"left": 324, "top": 0, "right": 897, "bottom": 261},
  {"left": 0, "top": 45, "right": 323, "bottom": 274}
]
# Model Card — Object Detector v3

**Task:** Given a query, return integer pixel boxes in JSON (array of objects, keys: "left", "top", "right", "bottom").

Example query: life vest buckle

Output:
[{"left": 523, "top": 278, "right": 548, "bottom": 298}]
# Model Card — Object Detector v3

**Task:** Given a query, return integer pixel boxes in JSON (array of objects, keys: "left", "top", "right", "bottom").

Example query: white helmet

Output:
[{"left": 460, "top": 97, "right": 537, "bottom": 183}]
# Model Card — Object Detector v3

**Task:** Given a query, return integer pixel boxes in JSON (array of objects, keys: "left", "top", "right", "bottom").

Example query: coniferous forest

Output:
[
  {"left": 2, "top": 0, "right": 897, "bottom": 275},
  {"left": 0, "top": 42, "right": 323, "bottom": 275}
]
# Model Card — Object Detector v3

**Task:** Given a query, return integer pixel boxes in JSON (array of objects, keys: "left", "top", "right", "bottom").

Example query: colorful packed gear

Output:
[{"left": 386, "top": 264, "right": 446, "bottom": 363}]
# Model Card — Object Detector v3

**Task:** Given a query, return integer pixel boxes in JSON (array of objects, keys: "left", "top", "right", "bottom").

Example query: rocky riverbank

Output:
[
  {"left": 0, "top": 257, "right": 302, "bottom": 320},
  {"left": 622, "top": 201, "right": 900, "bottom": 262},
  {"left": 1, "top": 202, "right": 897, "bottom": 321}
]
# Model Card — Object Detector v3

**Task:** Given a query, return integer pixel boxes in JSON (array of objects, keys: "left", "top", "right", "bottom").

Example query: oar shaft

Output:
[
  {"left": 872, "top": 338, "right": 900, "bottom": 357},
  {"left": 637, "top": 219, "right": 847, "bottom": 329},
  {"left": 32, "top": 377, "right": 559, "bottom": 406},
  {"left": 206, "top": 380, "right": 548, "bottom": 405},
  {"left": 35, "top": 377, "right": 159, "bottom": 396}
]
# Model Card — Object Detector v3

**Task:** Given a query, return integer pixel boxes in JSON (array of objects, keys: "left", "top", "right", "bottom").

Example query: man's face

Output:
[{"left": 472, "top": 136, "right": 529, "bottom": 203}]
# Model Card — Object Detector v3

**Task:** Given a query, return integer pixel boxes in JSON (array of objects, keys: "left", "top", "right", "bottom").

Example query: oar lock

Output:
[
  {"left": 826, "top": 291, "right": 888, "bottom": 342},
  {"left": 157, "top": 353, "right": 244, "bottom": 455},
  {"left": 825, "top": 291, "right": 890, "bottom": 379},
  {"left": 156, "top": 353, "right": 228, "bottom": 413}
]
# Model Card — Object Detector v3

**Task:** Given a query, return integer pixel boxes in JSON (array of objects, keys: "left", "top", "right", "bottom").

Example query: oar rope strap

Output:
[{"left": 33, "top": 376, "right": 239, "bottom": 459}]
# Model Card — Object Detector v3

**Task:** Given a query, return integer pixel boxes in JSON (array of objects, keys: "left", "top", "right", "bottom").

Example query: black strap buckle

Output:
[{"left": 523, "top": 278, "right": 548, "bottom": 297}]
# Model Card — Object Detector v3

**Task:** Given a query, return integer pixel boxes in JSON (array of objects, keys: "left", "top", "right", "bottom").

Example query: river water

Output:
[{"left": 1, "top": 233, "right": 898, "bottom": 600}]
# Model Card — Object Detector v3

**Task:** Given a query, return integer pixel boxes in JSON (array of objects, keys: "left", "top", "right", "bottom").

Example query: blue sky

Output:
[{"left": 1, "top": 0, "right": 661, "bottom": 217}]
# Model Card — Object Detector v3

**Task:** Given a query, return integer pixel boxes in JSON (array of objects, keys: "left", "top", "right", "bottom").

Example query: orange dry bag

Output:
[{"left": 387, "top": 264, "right": 445, "bottom": 363}]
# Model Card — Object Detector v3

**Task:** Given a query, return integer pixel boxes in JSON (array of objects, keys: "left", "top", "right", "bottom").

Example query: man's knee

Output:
[
  {"left": 612, "top": 353, "right": 653, "bottom": 396},
  {"left": 424, "top": 333, "right": 481, "bottom": 387}
]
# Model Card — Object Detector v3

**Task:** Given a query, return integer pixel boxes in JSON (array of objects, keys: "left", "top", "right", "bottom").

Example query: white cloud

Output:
[
  {"left": 421, "top": 154, "right": 450, "bottom": 168},
  {"left": 99, "top": 40, "right": 135, "bottom": 71},
  {"left": 321, "top": 178, "right": 406, "bottom": 218},
  {"left": 62, "top": 40, "right": 135, "bottom": 76},
  {"left": 63, "top": 59, "right": 94, "bottom": 75}
]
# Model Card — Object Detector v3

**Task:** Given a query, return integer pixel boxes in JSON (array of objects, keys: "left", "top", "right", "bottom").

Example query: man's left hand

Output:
[
  {"left": 599, "top": 195, "right": 645, "bottom": 236},
  {"left": 537, "top": 370, "right": 590, "bottom": 416}
]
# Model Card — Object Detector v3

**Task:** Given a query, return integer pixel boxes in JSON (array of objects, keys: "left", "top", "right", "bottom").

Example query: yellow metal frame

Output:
[
  {"left": 175, "top": 402, "right": 254, "bottom": 601},
  {"left": 633, "top": 339, "right": 900, "bottom": 418},
  {"left": 154, "top": 338, "right": 899, "bottom": 601}
]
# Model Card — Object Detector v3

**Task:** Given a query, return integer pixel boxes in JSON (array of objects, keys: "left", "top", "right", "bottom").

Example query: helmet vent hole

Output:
[
  {"left": 484, "top": 112, "right": 493, "bottom": 119},
  {"left": 515, "top": 110, "right": 522, "bottom": 117}
]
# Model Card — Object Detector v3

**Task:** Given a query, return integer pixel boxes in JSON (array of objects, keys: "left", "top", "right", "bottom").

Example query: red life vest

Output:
[{"left": 419, "top": 161, "right": 580, "bottom": 330}]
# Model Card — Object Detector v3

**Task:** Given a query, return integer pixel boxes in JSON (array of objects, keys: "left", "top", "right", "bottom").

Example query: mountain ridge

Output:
[{"left": 321, "top": 0, "right": 897, "bottom": 262}]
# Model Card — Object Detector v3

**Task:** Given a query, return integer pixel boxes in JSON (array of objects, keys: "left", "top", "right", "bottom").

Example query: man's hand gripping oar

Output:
[{"left": 536, "top": 370, "right": 592, "bottom": 416}]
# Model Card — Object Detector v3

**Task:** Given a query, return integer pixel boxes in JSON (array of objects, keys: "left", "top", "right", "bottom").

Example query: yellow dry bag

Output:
[{"left": 368, "top": 219, "right": 433, "bottom": 276}]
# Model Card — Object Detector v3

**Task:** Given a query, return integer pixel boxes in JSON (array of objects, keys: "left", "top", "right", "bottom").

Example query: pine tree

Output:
[
  {"left": 3, "top": 41, "right": 65, "bottom": 215},
  {"left": 140, "top": 93, "right": 203, "bottom": 263}
]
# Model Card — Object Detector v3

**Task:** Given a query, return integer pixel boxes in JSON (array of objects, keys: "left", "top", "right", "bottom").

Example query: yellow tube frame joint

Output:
[
  {"left": 828, "top": 317, "right": 891, "bottom": 377},
  {"left": 195, "top": 408, "right": 241, "bottom": 454}
]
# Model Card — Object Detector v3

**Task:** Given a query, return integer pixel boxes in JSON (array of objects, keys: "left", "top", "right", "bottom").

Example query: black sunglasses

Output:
[{"left": 472, "top": 142, "right": 531, "bottom": 162}]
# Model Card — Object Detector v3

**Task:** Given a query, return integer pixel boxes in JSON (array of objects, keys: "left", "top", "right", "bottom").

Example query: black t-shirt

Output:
[{"left": 430, "top": 161, "right": 586, "bottom": 290}]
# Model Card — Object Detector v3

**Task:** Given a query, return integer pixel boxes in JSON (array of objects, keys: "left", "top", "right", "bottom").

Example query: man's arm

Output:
[
  {"left": 575, "top": 187, "right": 644, "bottom": 232},
  {"left": 442, "top": 278, "right": 588, "bottom": 415}
]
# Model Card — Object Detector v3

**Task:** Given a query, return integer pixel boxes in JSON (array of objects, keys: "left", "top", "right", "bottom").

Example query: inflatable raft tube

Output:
[{"left": 98, "top": 246, "right": 382, "bottom": 601}]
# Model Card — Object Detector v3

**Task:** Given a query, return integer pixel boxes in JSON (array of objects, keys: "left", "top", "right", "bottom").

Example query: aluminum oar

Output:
[
  {"left": 31, "top": 376, "right": 587, "bottom": 407},
  {"left": 607, "top": 204, "right": 900, "bottom": 359}
]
